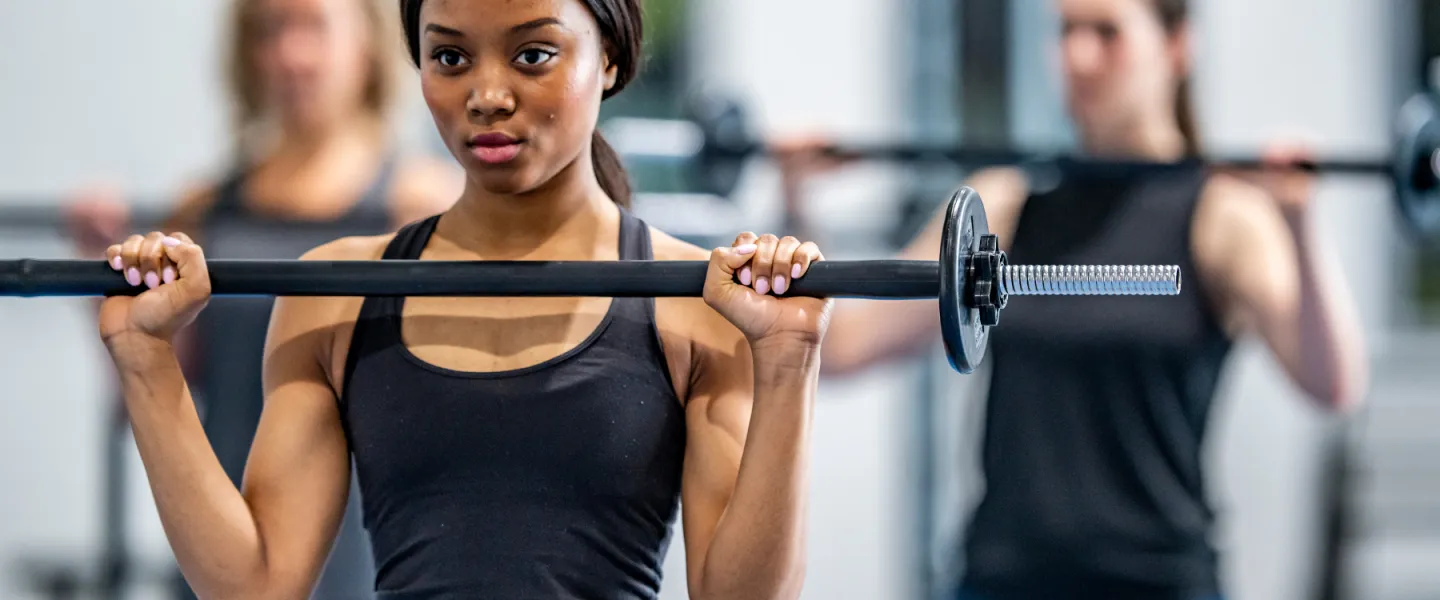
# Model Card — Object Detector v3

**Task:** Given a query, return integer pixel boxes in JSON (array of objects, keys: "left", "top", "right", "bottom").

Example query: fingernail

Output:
[
  {"left": 733, "top": 244, "right": 757, "bottom": 255},
  {"left": 774, "top": 275, "right": 787, "bottom": 295},
  {"left": 792, "top": 264, "right": 802, "bottom": 278},
  {"left": 162, "top": 266, "right": 176, "bottom": 284},
  {"left": 125, "top": 267, "right": 141, "bottom": 286},
  {"left": 739, "top": 267, "right": 752, "bottom": 286},
  {"left": 110, "top": 256, "right": 122, "bottom": 270},
  {"left": 161, "top": 236, "right": 181, "bottom": 248},
  {"left": 144, "top": 271, "right": 159, "bottom": 289},
  {"left": 756, "top": 277, "right": 770, "bottom": 295}
]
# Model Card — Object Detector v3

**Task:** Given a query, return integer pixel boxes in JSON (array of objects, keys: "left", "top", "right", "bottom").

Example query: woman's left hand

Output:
[
  {"left": 703, "top": 233, "right": 833, "bottom": 348},
  {"left": 1246, "top": 140, "right": 1318, "bottom": 216}
]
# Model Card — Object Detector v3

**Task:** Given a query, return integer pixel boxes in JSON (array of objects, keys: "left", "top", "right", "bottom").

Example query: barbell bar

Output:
[
  {"left": 603, "top": 91, "right": 1440, "bottom": 243},
  {"left": 0, "top": 187, "right": 1180, "bottom": 374}
]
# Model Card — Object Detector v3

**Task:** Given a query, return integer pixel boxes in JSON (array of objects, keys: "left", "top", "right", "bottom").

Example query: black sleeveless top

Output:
[
  {"left": 960, "top": 167, "right": 1235, "bottom": 599},
  {"left": 340, "top": 210, "right": 687, "bottom": 600}
]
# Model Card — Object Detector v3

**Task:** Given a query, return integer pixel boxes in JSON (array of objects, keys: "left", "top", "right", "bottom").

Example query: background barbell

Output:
[
  {"left": 602, "top": 90, "right": 1440, "bottom": 244},
  {"left": 0, "top": 187, "right": 1180, "bottom": 375}
]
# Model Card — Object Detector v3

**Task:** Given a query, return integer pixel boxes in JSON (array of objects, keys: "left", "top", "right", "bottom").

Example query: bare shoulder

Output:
[
  {"left": 1193, "top": 173, "right": 1287, "bottom": 252},
  {"left": 267, "top": 232, "right": 400, "bottom": 394},
  {"left": 388, "top": 154, "right": 463, "bottom": 224},
  {"left": 300, "top": 232, "right": 396, "bottom": 262},
  {"left": 648, "top": 226, "right": 714, "bottom": 262}
]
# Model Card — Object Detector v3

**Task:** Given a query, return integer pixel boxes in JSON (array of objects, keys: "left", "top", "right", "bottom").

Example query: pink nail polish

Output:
[
  {"left": 739, "top": 267, "right": 752, "bottom": 286},
  {"left": 792, "top": 264, "right": 801, "bottom": 278},
  {"left": 125, "top": 268, "right": 141, "bottom": 287},
  {"left": 734, "top": 243, "right": 757, "bottom": 254},
  {"left": 161, "top": 236, "right": 181, "bottom": 248},
  {"left": 110, "top": 256, "right": 122, "bottom": 270},
  {"left": 162, "top": 266, "right": 176, "bottom": 284},
  {"left": 755, "top": 277, "right": 770, "bottom": 295},
  {"left": 144, "top": 271, "right": 159, "bottom": 289},
  {"left": 774, "top": 275, "right": 787, "bottom": 295}
]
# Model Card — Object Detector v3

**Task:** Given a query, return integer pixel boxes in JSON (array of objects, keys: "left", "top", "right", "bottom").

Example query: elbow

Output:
[{"left": 1306, "top": 363, "right": 1369, "bottom": 416}]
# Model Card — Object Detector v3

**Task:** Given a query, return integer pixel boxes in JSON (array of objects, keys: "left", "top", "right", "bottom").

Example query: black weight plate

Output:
[
  {"left": 1394, "top": 92, "right": 1440, "bottom": 244},
  {"left": 939, "top": 186, "right": 989, "bottom": 374}
]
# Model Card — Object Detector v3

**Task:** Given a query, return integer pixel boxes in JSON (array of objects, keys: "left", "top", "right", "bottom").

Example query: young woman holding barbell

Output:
[
  {"left": 778, "top": 0, "right": 1368, "bottom": 598},
  {"left": 98, "top": 0, "right": 827, "bottom": 598}
]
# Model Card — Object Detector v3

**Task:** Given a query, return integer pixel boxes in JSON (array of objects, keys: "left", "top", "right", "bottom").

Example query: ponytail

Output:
[
  {"left": 1175, "top": 77, "right": 1201, "bottom": 156},
  {"left": 591, "top": 131, "right": 632, "bottom": 208}
]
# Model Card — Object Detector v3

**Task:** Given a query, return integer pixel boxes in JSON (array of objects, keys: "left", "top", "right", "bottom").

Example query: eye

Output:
[
  {"left": 433, "top": 48, "right": 468, "bottom": 68},
  {"left": 515, "top": 48, "right": 556, "bottom": 67}
]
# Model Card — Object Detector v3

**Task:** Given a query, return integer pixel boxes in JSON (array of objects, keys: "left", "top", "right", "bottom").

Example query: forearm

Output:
[
  {"left": 697, "top": 344, "right": 818, "bottom": 600},
  {"left": 116, "top": 344, "right": 271, "bottom": 597},
  {"left": 1283, "top": 213, "right": 1369, "bottom": 409}
]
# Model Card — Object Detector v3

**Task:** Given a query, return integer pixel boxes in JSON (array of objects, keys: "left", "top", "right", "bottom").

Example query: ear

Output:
[{"left": 602, "top": 53, "right": 619, "bottom": 92}]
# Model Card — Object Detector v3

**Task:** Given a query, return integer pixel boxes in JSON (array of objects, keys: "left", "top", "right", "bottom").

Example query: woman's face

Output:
[
  {"left": 1057, "top": 0, "right": 1186, "bottom": 136},
  {"left": 418, "top": 0, "right": 616, "bottom": 196},
  {"left": 250, "top": 0, "right": 374, "bottom": 128}
]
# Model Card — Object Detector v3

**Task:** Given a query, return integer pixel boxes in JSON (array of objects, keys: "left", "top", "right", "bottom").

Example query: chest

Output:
[
  {"left": 339, "top": 299, "right": 686, "bottom": 502},
  {"left": 398, "top": 296, "right": 616, "bottom": 373}
]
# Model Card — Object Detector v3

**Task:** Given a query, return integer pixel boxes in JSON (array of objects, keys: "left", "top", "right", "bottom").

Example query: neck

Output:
[
  {"left": 436, "top": 157, "right": 618, "bottom": 259},
  {"left": 1078, "top": 110, "right": 1190, "bottom": 162}
]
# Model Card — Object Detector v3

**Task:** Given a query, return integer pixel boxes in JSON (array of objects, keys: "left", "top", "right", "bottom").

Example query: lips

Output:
[{"left": 467, "top": 132, "right": 524, "bottom": 164}]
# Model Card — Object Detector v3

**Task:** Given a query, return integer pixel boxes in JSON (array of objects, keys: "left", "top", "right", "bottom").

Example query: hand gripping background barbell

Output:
[
  {"left": 602, "top": 91, "right": 1440, "bottom": 243},
  {"left": 0, "top": 188, "right": 1179, "bottom": 374}
]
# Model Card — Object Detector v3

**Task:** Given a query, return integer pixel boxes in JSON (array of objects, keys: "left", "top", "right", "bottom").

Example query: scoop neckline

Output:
[
  {"left": 385, "top": 208, "right": 630, "bottom": 380},
  {"left": 390, "top": 296, "right": 620, "bottom": 380}
]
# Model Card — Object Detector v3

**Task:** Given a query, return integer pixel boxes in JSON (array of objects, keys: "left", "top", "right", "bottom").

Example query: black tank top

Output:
[
  {"left": 960, "top": 167, "right": 1234, "bottom": 599},
  {"left": 340, "top": 210, "right": 687, "bottom": 600}
]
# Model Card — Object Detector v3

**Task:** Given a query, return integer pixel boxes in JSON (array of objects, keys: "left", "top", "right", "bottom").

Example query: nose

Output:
[
  {"left": 466, "top": 62, "right": 516, "bottom": 120},
  {"left": 273, "top": 26, "right": 322, "bottom": 75},
  {"left": 1063, "top": 31, "right": 1104, "bottom": 77}
]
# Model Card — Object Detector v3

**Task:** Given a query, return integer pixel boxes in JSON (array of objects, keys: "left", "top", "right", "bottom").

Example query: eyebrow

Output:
[
  {"left": 509, "top": 17, "right": 563, "bottom": 34},
  {"left": 423, "top": 18, "right": 564, "bottom": 38}
]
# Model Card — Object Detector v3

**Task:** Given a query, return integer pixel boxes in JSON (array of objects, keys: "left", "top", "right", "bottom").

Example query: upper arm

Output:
[
  {"left": 388, "top": 155, "right": 463, "bottom": 228},
  {"left": 239, "top": 239, "right": 382, "bottom": 592},
  {"left": 676, "top": 306, "right": 754, "bottom": 593},
  {"left": 1192, "top": 175, "right": 1298, "bottom": 339},
  {"left": 899, "top": 166, "right": 1029, "bottom": 260}
]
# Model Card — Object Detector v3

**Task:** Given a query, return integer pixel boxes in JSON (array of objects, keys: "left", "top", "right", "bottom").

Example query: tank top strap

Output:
[
  {"left": 341, "top": 214, "right": 441, "bottom": 410},
  {"left": 205, "top": 164, "right": 252, "bottom": 220},
  {"left": 346, "top": 152, "right": 399, "bottom": 220}
]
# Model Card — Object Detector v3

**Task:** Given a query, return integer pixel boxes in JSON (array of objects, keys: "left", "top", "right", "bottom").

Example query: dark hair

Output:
[
  {"left": 1146, "top": 0, "right": 1199, "bottom": 155},
  {"left": 399, "top": 0, "right": 641, "bottom": 207}
]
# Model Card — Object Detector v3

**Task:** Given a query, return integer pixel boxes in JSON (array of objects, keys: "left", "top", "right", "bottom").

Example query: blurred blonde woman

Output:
[{"left": 67, "top": 0, "right": 459, "bottom": 597}]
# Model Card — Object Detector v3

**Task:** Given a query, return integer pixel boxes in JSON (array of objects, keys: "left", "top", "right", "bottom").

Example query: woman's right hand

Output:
[
  {"left": 66, "top": 185, "right": 132, "bottom": 258},
  {"left": 99, "top": 232, "right": 212, "bottom": 358}
]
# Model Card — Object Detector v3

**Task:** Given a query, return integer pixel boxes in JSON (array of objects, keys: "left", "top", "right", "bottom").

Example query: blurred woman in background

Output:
[
  {"left": 66, "top": 0, "right": 459, "bottom": 597},
  {"left": 778, "top": 0, "right": 1368, "bottom": 598}
]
